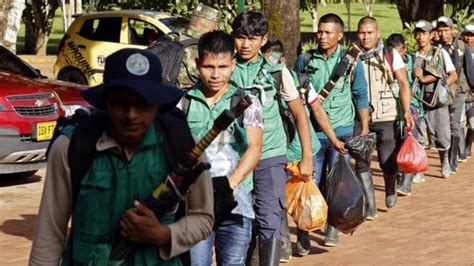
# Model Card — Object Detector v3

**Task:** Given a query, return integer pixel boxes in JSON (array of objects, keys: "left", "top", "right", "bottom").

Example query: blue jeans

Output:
[
  {"left": 190, "top": 214, "right": 253, "bottom": 265},
  {"left": 314, "top": 135, "right": 352, "bottom": 187}
]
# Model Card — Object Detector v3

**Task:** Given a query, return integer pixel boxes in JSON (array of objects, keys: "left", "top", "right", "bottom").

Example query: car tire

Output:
[{"left": 58, "top": 69, "right": 88, "bottom": 85}]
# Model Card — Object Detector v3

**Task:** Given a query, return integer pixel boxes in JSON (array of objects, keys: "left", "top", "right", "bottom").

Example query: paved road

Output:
[{"left": 1, "top": 149, "right": 473, "bottom": 265}]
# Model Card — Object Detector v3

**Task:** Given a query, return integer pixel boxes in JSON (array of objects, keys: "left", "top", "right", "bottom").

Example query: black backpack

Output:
[
  {"left": 147, "top": 34, "right": 199, "bottom": 87},
  {"left": 47, "top": 108, "right": 196, "bottom": 207}
]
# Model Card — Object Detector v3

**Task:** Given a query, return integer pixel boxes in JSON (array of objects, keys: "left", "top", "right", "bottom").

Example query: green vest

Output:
[
  {"left": 305, "top": 45, "right": 355, "bottom": 130},
  {"left": 62, "top": 126, "right": 179, "bottom": 266},
  {"left": 185, "top": 84, "right": 253, "bottom": 191},
  {"left": 231, "top": 54, "right": 287, "bottom": 159}
]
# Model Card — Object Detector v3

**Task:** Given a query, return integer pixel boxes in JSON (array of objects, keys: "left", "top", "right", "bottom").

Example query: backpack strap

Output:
[
  {"left": 231, "top": 88, "right": 247, "bottom": 127},
  {"left": 180, "top": 93, "right": 192, "bottom": 117},
  {"left": 68, "top": 112, "right": 108, "bottom": 207},
  {"left": 155, "top": 108, "right": 196, "bottom": 172},
  {"left": 272, "top": 70, "right": 296, "bottom": 145}
]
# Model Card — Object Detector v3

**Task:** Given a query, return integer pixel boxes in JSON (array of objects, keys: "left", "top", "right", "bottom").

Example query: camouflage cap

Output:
[{"left": 192, "top": 4, "right": 220, "bottom": 22}]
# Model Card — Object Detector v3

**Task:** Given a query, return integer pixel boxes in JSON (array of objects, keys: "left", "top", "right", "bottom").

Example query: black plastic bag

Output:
[
  {"left": 325, "top": 154, "right": 367, "bottom": 234},
  {"left": 344, "top": 132, "right": 377, "bottom": 164},
  {"left": 212, "top": 176, "right": 237, "bottom": 229}
]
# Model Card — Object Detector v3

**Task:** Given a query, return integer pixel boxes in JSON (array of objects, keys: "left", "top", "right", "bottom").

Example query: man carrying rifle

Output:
[
  {"left": 179, "top": 30, "right": 263, "bottom": 265},
  {"left": 29, "top": 48, "right": 214, "bottom": 265},
  {"left": 294, "top": 13, "right": 370, "bottom": 251}
]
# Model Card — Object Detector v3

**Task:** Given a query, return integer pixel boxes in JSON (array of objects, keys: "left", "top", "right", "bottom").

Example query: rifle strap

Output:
[{"left": 319, "top": 44, "right": 362, "bottom": 99}]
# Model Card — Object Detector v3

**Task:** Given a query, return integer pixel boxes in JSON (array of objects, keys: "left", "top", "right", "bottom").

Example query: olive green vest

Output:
[
  {"left": 231, "top": 54, "right": 287, "bottom": 159},
  {"left": 62, "top": 126, "right": 179, "bottom": 266},
  {"left": 305, "top": 45, "right": 355, "bottom": 129}
]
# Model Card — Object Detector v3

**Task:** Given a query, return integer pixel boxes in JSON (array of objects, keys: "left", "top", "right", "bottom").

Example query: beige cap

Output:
[
  {"left": 415, "top": 20, "right": 432, "bottom": 32},
  {"left": 192, "top": 4, "right": 220, "bottom": 22},
  {"left": 437, "top": 16, "right": 454, "bottom": 28}
]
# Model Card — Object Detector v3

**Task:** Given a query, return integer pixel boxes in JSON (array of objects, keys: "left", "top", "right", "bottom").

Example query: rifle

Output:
[{"left": 109, "top": 95, "right": 253, "bottom": 262}]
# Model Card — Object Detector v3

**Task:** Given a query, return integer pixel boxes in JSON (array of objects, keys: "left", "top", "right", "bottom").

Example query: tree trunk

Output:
[
  {"left": 262, "top": 0, "right": 300, "bottom": 68},
  {"left": 60, "top": 0, "right": 67, "bottom": 32},
  {"left": 395, "top": 0, "right": 444, "bottom": 28},
  {"left": 0, "top": 0, "right": 25, "bottom": 53},
  {"left": 22, "top": 0, "right": 59, "bottom": 55}
]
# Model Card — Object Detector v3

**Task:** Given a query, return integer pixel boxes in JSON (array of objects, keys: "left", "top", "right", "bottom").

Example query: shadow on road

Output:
[
  {"left": 0, "top": 174, "right": 42, "bottom": 187},
  {"left": 0, "top": 214, "right": 37, "bottom": 241}
]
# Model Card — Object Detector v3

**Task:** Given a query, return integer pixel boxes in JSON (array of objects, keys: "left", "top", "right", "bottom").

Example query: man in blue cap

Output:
[{"left": 29, "top": 48, "right": 214, "bottom": 265}]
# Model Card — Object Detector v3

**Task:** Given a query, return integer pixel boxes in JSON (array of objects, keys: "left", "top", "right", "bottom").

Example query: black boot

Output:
[
  {"left": 280, "top": 213, "right": 292, "bottom": 263},
  {"left": 296, "top": 228, "right": 310, "bottom": 256},
  {"left": 459, "top": 128, "right": 467, "bottom": 162},
  {"left": 449, "top": 136, "right": 460, "bottom": 173},
  {"left": 466, "top": 129, "right": 473, "bottom": 158},
  {"left": 439, "top": 150, "right": 450, "bottom": 179},
  {"left": 357, "top": 171, "right": 378, "bottom": 220},
  {"left": 259, "top": 239, "right": 281, "bottom": 266},
  {"left": 324, "top": 225, "right": 339, "bottom": 247},
  {"left": 383, "top": 174, "right": 398, "bottom": 208},
  {"left": 397, "top": 173, "right": 414, "bottom": 196}
]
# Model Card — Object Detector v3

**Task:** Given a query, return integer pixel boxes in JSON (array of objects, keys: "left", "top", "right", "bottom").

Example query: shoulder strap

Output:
[
  {"left": 383, "top": 46, "right": 395, "bottom": 75},
  {"left": 272, "top": 70, "right": 296, "bottom": 145},
  {"left": 304, "top": 50, "right": 316, "bottom": 67},
  {"left": 180, "top": 93, "right": 192, "bottom": 117},
  {"left": 231, "top": 88, "right": 247, "bottom": 127},
  {"left": 68, "top": 111, "right": 108, "bottom": 207},
  {"left": 319, "top": 45, "right": 362, "bottom": 99},
  {"left": 179, "top": 38, "right": 199, "bottom": 47}
]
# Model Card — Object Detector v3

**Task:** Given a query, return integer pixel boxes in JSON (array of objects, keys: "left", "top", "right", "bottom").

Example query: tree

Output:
[
  {"left": 394, "top": 0, "right": 444, "bottom": 27},
  {"left": 262, "top": 0, "right": 300, "bottom": 68},
  {"left": 300, "top": 0, "right": 319, "bottom": 32},
  {"left": 0, "top": 0, "right": 25, "bottom": 53},
  {"left": 22, "top": 0, "right": 59, "bottom": 55}
]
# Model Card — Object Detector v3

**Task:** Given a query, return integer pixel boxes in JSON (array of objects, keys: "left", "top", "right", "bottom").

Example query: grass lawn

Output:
[
  {"left": 16, "top": 3, "right": 404, "bottom": 55},
  {"left": 300, "top": 2, "right": 403, "bottom": 38}
]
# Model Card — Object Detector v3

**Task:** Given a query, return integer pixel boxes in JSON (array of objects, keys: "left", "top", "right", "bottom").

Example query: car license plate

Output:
[{"left": 36, "top": 121, "right": 56, "bottom": 141}]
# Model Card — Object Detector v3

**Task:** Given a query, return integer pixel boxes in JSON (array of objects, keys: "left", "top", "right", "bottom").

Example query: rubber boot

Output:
[
  {"left": 324, "top": 225, "right": 339, "bottom": 247},
  {"left": 259, "top": 239, "right": 281, "bottom": 266},
  {"left": 397, "top": 173, "right": 414, "bottom": 196},
  {"left": 357, "top": 171, "right": 378, "bottom": 220},
  {"left": 412, "top": 172, "right": 425, "bottom": 184},
  {"left": 458, "top": 130, "right": 467, "bottom": 162},
  {"left": 279, "top": 213, "right": 292, "bottom": 263},
  {"left": 466, "top": 129, "right": 473, "bottom": 158},
  {"left": 449, "top": 136, "right": 460, "bottom": 173},
  {"left": 296, "top": 228, "right": 310, "bottom": 256},
  {"left": 439, "top": 150, "right": 450, "bottom": 179},
  {"left": 383, "top": 173, "right": 398, "bottom": 209}
]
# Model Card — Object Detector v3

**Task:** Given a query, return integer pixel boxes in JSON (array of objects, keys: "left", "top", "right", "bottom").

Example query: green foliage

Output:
[
  {"left": 452, "top": 6, "right": 474, "bottom": 30},
  {"left": 167, "top": 1, "right": 261, "bottom": 33},
  {"left": 301, "top": 39, "right": 317, "bottom": 52},
  {"left": 401, "top": 22, "right": 417, "bottom": 54}
]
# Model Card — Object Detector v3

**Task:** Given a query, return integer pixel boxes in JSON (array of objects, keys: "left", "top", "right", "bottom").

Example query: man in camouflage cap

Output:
[{"left": 177, "top": 4, "right": 220, "bottom": 88}]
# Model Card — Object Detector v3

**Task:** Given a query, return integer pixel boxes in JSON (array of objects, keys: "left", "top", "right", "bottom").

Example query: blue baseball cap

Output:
[{"left": 81, "top": 48, "right": 184, "bottom": 110}]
